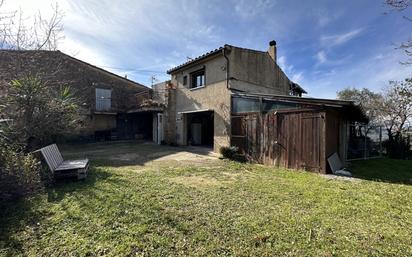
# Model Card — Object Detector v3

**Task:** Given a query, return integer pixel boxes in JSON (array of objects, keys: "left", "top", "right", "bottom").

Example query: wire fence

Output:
[
  {"left": 347, "top": 124, "right": 412, "bottom": 160},
  {"left": 347, "top": 124, "right": 386, "bottom": 160}
]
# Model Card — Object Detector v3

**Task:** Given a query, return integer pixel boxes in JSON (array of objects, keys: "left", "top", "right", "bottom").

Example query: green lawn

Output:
[{"left": 1, "top": 144, "right": 411, "bottom": 256}]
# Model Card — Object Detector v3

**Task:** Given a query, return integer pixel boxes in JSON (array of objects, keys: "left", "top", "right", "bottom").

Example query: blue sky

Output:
[{"left": 4, "top": 0, "right": 412, "bottom": 98}]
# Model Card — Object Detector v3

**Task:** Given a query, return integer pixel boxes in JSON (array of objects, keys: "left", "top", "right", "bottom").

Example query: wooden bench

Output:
[{"left": 35, "top": 144, "right": 89, "bottom": 180}]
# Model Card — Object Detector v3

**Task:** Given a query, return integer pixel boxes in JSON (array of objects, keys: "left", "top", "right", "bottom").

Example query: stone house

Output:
[
  {"left": 0, "top": 44, "right": 366, "bottom": 173},
  {"left": 160, "top": 41, "right": 306, "bottom": 151},
  {"left": 157, "top": 41, "right": 366, "bottom": 172},
  {"left": 0, "top": 50, "right": 161, "bottom": 141}
]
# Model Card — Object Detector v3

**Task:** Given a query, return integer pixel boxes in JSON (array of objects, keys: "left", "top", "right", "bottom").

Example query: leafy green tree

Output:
[{"left": 1, "top": 76, "right": 81, "bottom": 151}]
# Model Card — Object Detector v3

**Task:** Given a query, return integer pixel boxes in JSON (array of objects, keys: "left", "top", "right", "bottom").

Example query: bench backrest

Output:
[
  {"left": 327, "top": 152, "right": 344, "bottom": 173},
  {"left": 38, "top": 144, "right": 64, "bottom": 171}
]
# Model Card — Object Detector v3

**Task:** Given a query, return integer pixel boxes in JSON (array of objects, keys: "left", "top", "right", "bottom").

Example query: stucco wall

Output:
[
  {"left": 170, "top": 55, "right": 231, "bottom": 151},
  {"left": 166, "top": 45, "right": 293, "bottom": 151},
  {"left": 228, "top": 46, "right": 290, "bottom": 95}
]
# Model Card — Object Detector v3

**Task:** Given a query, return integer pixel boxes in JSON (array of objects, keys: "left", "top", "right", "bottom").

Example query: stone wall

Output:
[{"left": 0, "top": 50, "right": 150, "bottom": 135}]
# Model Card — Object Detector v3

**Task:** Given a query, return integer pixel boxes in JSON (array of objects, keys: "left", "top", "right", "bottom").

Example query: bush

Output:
[
  {"left": 220, "top": 146, "right": 239, "bottom": 159},
  {"left": 2, "top": 76, "right": 81, "bottom": 151},
  {"left": 220, "top": 146, "right": 247, "bottom": 162},
  {"left": 0, "top": 143, "right": 42, "bottom": 201},
  {"left": 383, "top": 136, "right": 411, "bottom": 159}
]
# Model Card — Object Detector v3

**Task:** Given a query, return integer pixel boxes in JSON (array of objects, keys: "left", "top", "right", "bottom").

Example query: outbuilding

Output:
[{"left": 230, "top": 92, "right": 367, "bottom": 173}]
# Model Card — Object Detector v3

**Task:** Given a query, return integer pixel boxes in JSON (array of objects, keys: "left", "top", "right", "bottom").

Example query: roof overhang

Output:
[
  {"left": 127, "top": 107, "right": 163, "bottom": 113},
  {"left": 290, "top": 82, "right": 307, "bottom": 94},
  {"left": 231, "top": 92, "right": 368, "bottom": 123},
  {"left": 178, "top": 109, "right": 213, "bottom": 114},
  {"left": 167, "top": 46, "right": 227, "bottom": 74},
  {"left": 94, "top": 111, "right": 117, "bottom": 115}
]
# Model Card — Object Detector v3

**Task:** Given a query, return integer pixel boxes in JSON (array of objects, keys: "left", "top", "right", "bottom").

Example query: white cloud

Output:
[
  {"left": 313, "top": 8, "right": 342, "bottom": 27},
  {"left": 321, "top": 28, "right": 364, "bottom": 46},
  {"left": 291, "top": 72, "right": 303, "bottom": 83},
  {"left": 299, "top": 47, "right": 411, "bottom": 99},
  {"left": 277, "top": 55, "right": 304, "bottom": 84},
  {"left": 1, "top": 0, "right": 227, "bottom": 85},
  {"left": 316, "top": 51, "right": 327, "bottom": 64},
  {"left": 234, "top": 0, "right": 275, "bottom": 19}
]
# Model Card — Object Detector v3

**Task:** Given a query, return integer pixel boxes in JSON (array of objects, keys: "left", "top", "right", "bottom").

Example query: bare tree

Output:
[
  {"left": 380, "top": 78, "right": 412, "bottom": 138},
  {"left": 386, "top": 0, "right": 412, "bottom": 11},
  {"left": 385, "top": 0, "right": 412, "bottom": 64},
  {"left": 0, "top": 1, "right": 64, "bottom": 50},
  {"left": 337, "top": 79, "right": 412, "bottom": 158}
]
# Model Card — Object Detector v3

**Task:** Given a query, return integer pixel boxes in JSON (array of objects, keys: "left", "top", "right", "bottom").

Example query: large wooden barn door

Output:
[
  {"left": 299, "top": 112, "right": 324, "bottom": 171},
  {"left": 271, "top": 110, "right": 325, "bottom": 172},
  {"left": 231, "top": 110, "right": 325, "bottom": 172}
]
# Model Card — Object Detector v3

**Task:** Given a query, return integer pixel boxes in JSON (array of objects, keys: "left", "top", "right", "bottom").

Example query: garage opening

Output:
[
  {"left": 186, "top": 110, "right": 214, "bottom": 147},
  {"left": 117, "top": 112, "right": 153, "bottom": 140}
]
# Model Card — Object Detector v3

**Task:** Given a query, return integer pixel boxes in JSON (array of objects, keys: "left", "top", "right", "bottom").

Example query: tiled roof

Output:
[{"left": 167, "top": 46, "right": 225, "bottom": 74}]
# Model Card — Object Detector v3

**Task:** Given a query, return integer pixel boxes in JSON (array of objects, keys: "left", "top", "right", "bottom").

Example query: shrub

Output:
[
  {"left": 1, "top": 76, "right": 81, "bottom": 151},
  {"left": 383, "top": 136, "right": 411, "bottom": 159},
  {"left": 220, "top": 146, "right": 247, "bottom": 162},
  {"left": 220, "top": 146, "right": 239, "bottom": 159},
  {"left": 0, "top": 143, "right": 42, "bottom": 201}
]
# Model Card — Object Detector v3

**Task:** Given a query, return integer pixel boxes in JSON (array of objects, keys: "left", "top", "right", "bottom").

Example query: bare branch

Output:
[
  {"left": 385, "top": 0, "right": 412, "bottom": 10},
  {"left": 0, "top": 2, "right": 64, "bottom": 50},
  {"left": 384, "top": 0, "right": 412, "bottom": 64}
]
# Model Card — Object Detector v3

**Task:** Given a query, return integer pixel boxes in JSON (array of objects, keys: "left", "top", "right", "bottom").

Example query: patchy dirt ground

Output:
[{"left": 60, "top": 141, "right": 220, "bottom": 168}]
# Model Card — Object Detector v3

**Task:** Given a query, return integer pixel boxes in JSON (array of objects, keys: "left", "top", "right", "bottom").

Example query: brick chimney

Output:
[{"left": 268, "top": 40, "right": 277, "bottom": 62}]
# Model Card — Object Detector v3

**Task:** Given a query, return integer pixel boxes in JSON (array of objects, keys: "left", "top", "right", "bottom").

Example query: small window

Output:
[
  {"left": 262, "top": 100, "right": 300, "bottom": 112},
  {"left": 190, "top": 69, "right": 205, "bottom": 89},
  {"left": 232, "top": 97, "right": 261, "bottom": 113},
  {"left": 95, "top": 88, "right": 111, "bottom": 111},
  {"left": 183, "top": 75, "right": 187, "bottom": 85}
]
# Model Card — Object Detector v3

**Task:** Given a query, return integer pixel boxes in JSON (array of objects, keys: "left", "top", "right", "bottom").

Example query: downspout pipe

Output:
[{"left": 223, "top": 45, "right": 230, "bottom": 89}]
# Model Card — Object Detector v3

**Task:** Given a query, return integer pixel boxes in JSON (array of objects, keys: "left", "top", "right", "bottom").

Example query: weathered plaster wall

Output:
[
  {"left": 228, "top": 46, "right": 290, "bottom": 95},
  {"left": 93, "top": 114, "right": 117, "bottom": 131},
  {"left": 164, "top": 45, "right": 295, "bottom": 151},
  {"left": 170, "top": 55, "right": 231, "bottom": 151}
]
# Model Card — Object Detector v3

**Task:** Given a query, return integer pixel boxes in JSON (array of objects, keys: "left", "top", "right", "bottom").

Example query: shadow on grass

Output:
[
  {"left": 0, "top": 166, "right": 114, "bottom": 256},
  {"left": 350, "top": 158, "right": 412, "bottom": 185},
  {"left": 46, "top": 166, "right": 113, "bottom": 202},
  {"left": 0, "top": 197, "right": 35, "bottom": 255}
]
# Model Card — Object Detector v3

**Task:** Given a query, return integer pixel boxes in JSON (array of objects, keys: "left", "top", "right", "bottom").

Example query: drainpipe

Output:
[{"left": 223, "top": 46, "right": 230, "bottom": 89}]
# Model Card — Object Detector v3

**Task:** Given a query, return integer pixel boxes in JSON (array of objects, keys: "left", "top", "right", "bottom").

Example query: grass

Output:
[
  {"left": 350, "top": 158, "right": 412, "bottom": 185},
  {"left": 1, "top": 144, "right": 412, "bottom": 256}
]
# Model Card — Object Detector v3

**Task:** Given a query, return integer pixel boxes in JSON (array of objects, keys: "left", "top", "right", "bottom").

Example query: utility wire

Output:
[{"left": 99, "top": 65, "right": 168, "bottom": 74}]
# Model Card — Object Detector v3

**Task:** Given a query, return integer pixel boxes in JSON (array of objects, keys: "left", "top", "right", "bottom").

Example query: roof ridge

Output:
[
  {"left": 0, "top": 49, "right": 149, "bottom": 90},
  {"left": 167, "top": 44, "right": 271, "bottom": 74},
  {"left": 57, "top": 51, "right": 149, "bottom": 90}
]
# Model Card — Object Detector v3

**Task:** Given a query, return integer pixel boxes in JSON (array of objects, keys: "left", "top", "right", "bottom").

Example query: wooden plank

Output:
[
  {"left": 230, "top": 109, "right": 326, "bottom": 173},
  {"left": 36, "top": 144, "right": 89, "bottom": 180},
  {"left": 55, "top": 159, "right": 89, "bottom": 171}
]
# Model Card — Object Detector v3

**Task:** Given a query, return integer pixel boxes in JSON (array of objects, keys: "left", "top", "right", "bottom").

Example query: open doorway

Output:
[
  {"left": 186, "top": 110, "right": 214, "bottom": 147},
  {"left": 117, "top": 112, "right": 153, "bottom": 140}
]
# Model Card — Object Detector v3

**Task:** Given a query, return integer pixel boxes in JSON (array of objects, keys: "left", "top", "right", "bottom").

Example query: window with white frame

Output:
[
  {"left": 95, "top": 88, "right": 112, "bottom": 111},
  {"left": 190, "top": 69, "right": 205, "bottom": 89}
]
